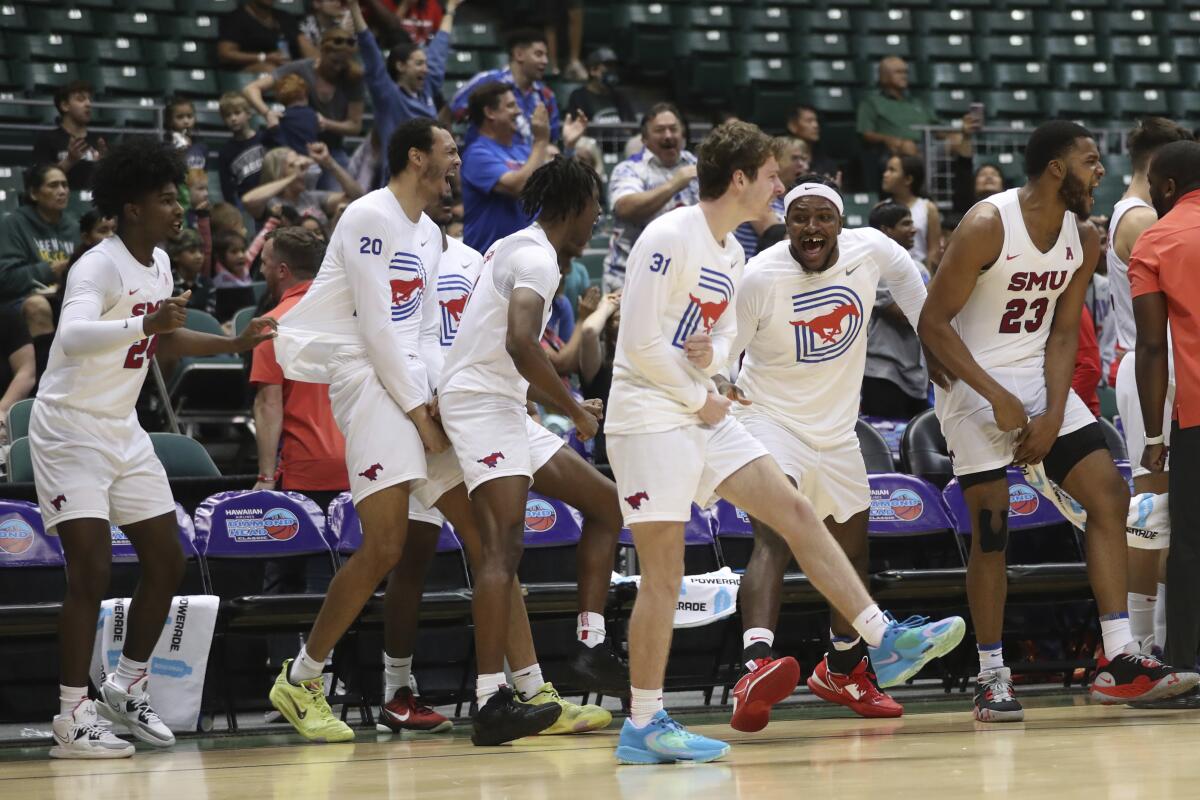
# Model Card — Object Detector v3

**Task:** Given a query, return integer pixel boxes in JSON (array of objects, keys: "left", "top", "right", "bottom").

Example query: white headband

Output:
[{"left": 784, "top": 183, "right": 844, "bottom": 216}]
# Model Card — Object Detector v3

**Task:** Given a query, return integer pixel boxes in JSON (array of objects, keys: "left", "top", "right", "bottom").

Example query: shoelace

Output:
[
  {"left": 79, "top": 718, "right": 118, "bottom": 740},
  {"left": 659, "top": 716, "right": 704, "bottom": 741},
  {"left": 412, "top": 695, "right": 438, "bottom": 714},
  {"left": 301, "top": 680, "right": 339, "bottom": 722},
  {"left": 129, "top": 692, "right": 164, "bottom": 726},
  {"left": 889, "top": 614, "right": 931, "bottom": 630},
  {"left": 980, "top": 673, "right": 1015, "bottom": 703}
]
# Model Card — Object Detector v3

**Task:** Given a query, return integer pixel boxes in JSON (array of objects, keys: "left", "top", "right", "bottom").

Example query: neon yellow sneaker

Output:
[
  {"left": 268, "top": 660, "right": 355, "bottom": 743},
  {"left": 519, "top": 682, "right": 612, "bottom": 734}
]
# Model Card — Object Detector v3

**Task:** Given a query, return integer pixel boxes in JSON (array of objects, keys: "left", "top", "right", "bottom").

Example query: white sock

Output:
[
  {"left": 476, "top": 671, "right": 507, "bottom": 705},
  {"left": 383, "top": 653, "right": 413, "bottom": 699},
  {"left": 1100, "top": 613, "right": 1136, "bottom": 659},
  {"left": 852, "top": 605, "right": 888, "bottom": 648},
  {"left": 1128, "top": 592, "right": 1157, "bottom": 647},
  {"left": 578, "top": 612, "right": 606, "bottom": 647},
  {"left": 1155, "top": 582, "right": 1168, "bottom": 651},
  {"left": 511, "top": 663, "right": 545, "bottom": 699},
  {"left": 288, "top": 645, "right": 325, "bottom": 684},
  {"left": 977, "top": 642, "right": 1004, "bottom": 673},
  {"left": 629, "top": 686, "right": 663, "bottom": 728},
  {"left": 59, "top": 685, "right": 88, "bottom": 717},
  {"left": 112, "top": 655, "right": 149, "bottom": 693},
  {"left": 743, "top": 627, "right": 774, "bottom": 650}
]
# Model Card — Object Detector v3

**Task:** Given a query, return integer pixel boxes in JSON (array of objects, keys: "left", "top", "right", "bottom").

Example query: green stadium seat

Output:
[
  {"left": 734, "top": 58, "right": 797, "bottom": 124},
  {"left": 6, "top": 398, "right": 34, "bottom": 442},
  {"left": 13, "top": 62, "right": 81, "bottom": 92},
  {"left": 29, "top": 7, "right": 98, "bottom": 35},
  {"left": 443, "top": 49, "right": 484, "bottom": 78},
  {"left": 87, "top": 37, "right": 150, "bottom": 65},
  {"left": 979, "top": 35, "right": 1036, "bottom": 61},
  {"left": 1053, "top": 62, "right": 1117, "bottom": 89},
  {"left": 1170, "top": 39, "right": 1200, "bottom": 62},
  {"left": 1121, "top": 62, "right": 1182, "bottom": 89},
  {"left": 984, "top": 89, "right": 1041, "bottom": 120},
  {"left": 150, "top": 433, "right": 220, "bottom": 478},
  {"left": 618, "top": 29, "right": 674, "bottom": 73},
  {"left": 805, "top": 33, "right": 852, "bottom": 59},
  {"left": 0, "top": 4, "right": 32, "bottom": 30},
  {"left": 0, "top": 65, "right": 20, "bottom": 93},
  {"left": 1044, "top": 89, "right": 1107, "bottom": 122},
  {"left": 918, "top": 9, "right": 974, "bottom": 34},
  {"left": 193, "top": 99, "right": 226, "bottom": 130},
  {"left": 146, "top": 39, "right": 215, "bottom": 69},
  {"left": 158, "top": 68, "right": 220, "bottom": 97},
  {"left": 128, "top": 0, "right": 175, "bottom": 10},
  {"left": 179, "top": 0, "right": 237, "bottom": 12},
  {"left": 736, "top": 57, "right": 794, "bottom": 85},
  {"left": 106, "top": 101, "right": 161, "bottom": 128},
  {"left": 743, "top": 6, "right": 792, "bottom": 30},
  {"left": 929, "top": 62, "right": 985, "bottom": 89},
  {"left": 94, "top": 64, "right": 154, "bottom": 95},
  {"left": 453, "top": 21, "right": 497, "bottom": 48},
  {"left": 675, "top": 30, "right": 733, "bottom": 57},
  {"left": 679, "top": 4, "right": 735, "bottom": 29},
  {"left": 1099, "top": 10, "right": 1156, "bottom": 36},
  {"left": 677, "top": 59, "right": 733, "bottom": 105},
  {"left": 920, "top": 35, "right": 974, "bottom": 62},
  {"left": 737, "top": 31, "right": 792, "bottom": 57},
  {"left": 1043, "top": 36, "right": 1100, "bottom": 61},
  {"left": 981, "top": 10, "right": 1035, "bottom": 34},
  {"left": 8, "top": 438, "right": 33, "bottom": 483},
  {"left": 804, "top": 59, "right": 858, "bottom": 86},
  {"left": 1163, "top": 12, "right": 1200, "bottom": 37},
  {"left": 1109, "top": 89, "right": 1170, "bottom": 119},
  {"left": 616, "top": 4, "right": 672, "bottom": 28},
  {"left": 1112, "top": 0, "right": 1166, "bottom": 9},
  {"left": 8, "top": 32, "right": 83, "bottom": 62},
  {"left": 802, "top": 86, "right": 856, "bottom": 117},
  {"left": 990, "top": 62, "right": 1051, "bottom": 89},
  {"left": 104, "top": 10, "right": 162, "bottom": 38},
  {"left": 855, "top": 35, "right": 913, "bottom": 61},
  {"left": 1045, "top": 10, "right": 1095, "bottom": 34},
  {"left": 1170, "top": 91, "right": 1200, "bottom": 119},
  {"left": 860, "top": 10, "right": 913, "bottom": 33},
  {"left": 843, "top": 193, "right": 876, "bottom": 228},
  {"left": 1109, "top": 36, "right": 1165, "bottom": 62},
  {"left": 164, "top": 14, "right": 220, "bottom": 40},
  {"left": 927, "top": 89, "right": 973, "bottom": 118},
  {"left": 216, "top": 71, "right": 259, "bottom": 94},
  {"left": 806, "top": 8, "right": 853, "bottom": 33}
]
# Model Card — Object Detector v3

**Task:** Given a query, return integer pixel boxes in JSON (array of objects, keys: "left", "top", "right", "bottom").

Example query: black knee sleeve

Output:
[{"left": 978, "top": 508, "right": 1009, "bottom": 553}]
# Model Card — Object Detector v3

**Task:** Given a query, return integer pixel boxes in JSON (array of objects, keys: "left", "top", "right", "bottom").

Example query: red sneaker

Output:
[
  {"left": 1090, "top": 652, "right": 1200, "bottom": 704},
  {"left": 730, "top": 656, "right": 800, "bottom": 732},
  {"left": 807, "top": 656, "right": 903, "bottom": 718},
  {"left": 377, "top": 688, "right": 453, "bottom": 733}
]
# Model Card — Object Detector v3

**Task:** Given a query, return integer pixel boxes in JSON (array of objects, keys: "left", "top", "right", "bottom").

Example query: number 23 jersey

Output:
[
  {"left": 37, "top": 235, "right": 174, "bottom": 417},
  {"left": 950, "top": 187, "right": 1084, "bottom": 373}
]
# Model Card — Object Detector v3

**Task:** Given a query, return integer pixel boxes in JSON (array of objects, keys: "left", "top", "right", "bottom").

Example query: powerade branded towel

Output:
[{"left": 615, "top": 567, "right": 741, "bottom": 628}]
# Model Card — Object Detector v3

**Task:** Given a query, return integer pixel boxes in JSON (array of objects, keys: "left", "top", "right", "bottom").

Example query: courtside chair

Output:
[
  {"left": 166, "top": 311, "right": 251, "bottom": 433},
  {"left": 6, "top": 398, "right": 34, "bottom": 442},
  {"left": 150, "top": 433, "right": 221, "bottom": 478},
  {"left": 6, "top": 437, "right": 34, "bottom": 483},
  {"left": 108, "top": 504, "right": 208, "bottom": 599}
]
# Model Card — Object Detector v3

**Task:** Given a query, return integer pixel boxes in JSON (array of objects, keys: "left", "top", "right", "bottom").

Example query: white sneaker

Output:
[
  {"left": 49, "top": 699, "right": 135, "bottom": 759},
  {"left": 98, "top": 678, "right": 175, "bottom": 747}
]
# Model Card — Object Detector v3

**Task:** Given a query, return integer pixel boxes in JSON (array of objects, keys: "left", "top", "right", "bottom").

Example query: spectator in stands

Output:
[
  {"left": 164, "top": 96, "right": 207, "bottom": 173},
  {"left": 217, "top": 93, "right": 267, "bottom": 208},
  {"left": 167, "top": 229, "right": 217, "bottom": 316},
  {"left": 861, "top": 200, "right": 930, "bottom": 420},
  {"left": 211, "top": 202, "right": 249, "bottom": 241},
  {"left": 348, "top": 0, "right": 458, "bottom": 187},
  {"left": 460, "top": 82, "right": 587, "bottom": 253},
  {"left": 242, "top": 144, "right": 364, "bottom": 225},
  {"left": 0, "top": 302, "right": 34, "bottom": 442},
  {"left": 787, "top": 105, "right": 838, "bottom": 181},
  {"left": 882, "top": 154, "right": 941, "bottom": 270},
  {"left": 603, "top": 103, "right": 698, "bottom": 290},
  {"left": 974, "top": 164, "right": 1005, "bottom": 201},
  {"left": 31, "top": 81, "right": 106, "bottom": 193},
  {"left": 213, "top": 230, "right": 252, "bottom": 288},
  {"left": 244, "top": 27, "right": 365, "bottom": 176},
  {"left": 218, "top": 0, "right": 303, "bottom": 73},
  {"left": 0, "top": 165, "right": 76, "bottom": 308},
  {"left": 954, "top": 161, "right": 1006, "bottom": 214},
  {"left": 298, "top": 0, "right": 352, "bottom": 58},
  {"left": 566, "top": 48, "right": 634, "bottom": 124},
  {"left": 265, "top": 74, "right": 323, "bottom": 153},
  {"left": 450, "top": 29, "right": 560, "bottom": 147}
]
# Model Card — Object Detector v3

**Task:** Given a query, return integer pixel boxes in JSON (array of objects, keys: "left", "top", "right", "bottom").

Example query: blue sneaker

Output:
[
  {"left": 615, "top": 711, "right": 730, "bottom": 765},
  {"left": 869, "top": 613, "right": 966, "bottom": 688}
]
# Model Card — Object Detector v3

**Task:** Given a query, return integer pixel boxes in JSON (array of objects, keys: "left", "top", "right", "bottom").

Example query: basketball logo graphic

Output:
[
  {"left": 0, "top": 517, "right": 33, "bottom": 555},
  {"left": 263, "top": 508, "right": 301, "bottom": 541},
  {"left": 790, "top": 286, "right": 864, "bottom": 363},
  {"left": 1008, "top": 484, "right": 1040, "bottom": 516},
  {"left": 888, "top": 489, "right": 925, "bottom": 521},
  {"left": 110, "top": 525, "right": 130, "bottom": 546},
  {"left": 524, "top": 498, "right": 557, "bottom": 532}
]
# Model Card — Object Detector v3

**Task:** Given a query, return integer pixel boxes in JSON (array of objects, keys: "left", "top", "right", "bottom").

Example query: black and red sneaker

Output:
[
  {"left": 730, "top": 654, "right": 801, "bottom": 732},
  {"left": 1090, "top": 652, "right": 1200, "bottom": 705},
  {"left": 377, "top": 687, "right": 453, "bottom": 733}
]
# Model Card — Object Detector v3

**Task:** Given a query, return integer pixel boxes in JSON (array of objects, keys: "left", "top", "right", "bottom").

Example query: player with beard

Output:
[{"left": 918, "top": 120, "right": 1200, "bottom": 723}]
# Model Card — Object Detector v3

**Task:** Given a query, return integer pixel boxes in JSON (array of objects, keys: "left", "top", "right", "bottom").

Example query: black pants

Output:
[
  {"left": 860, "top": 377, "right": 929, "bottom": 421},
  {"left": 1167, "top": 423, "right": 1200, "bottom": 668}
]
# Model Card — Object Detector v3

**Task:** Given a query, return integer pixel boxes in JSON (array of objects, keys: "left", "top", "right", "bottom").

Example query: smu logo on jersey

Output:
[
  {"left": 672, "top": 267, "right": 735, "bottom": 348},
  {"left": 437, "top": 273, "right": 475, "bottom": 346},
  {"left": 389, "top": 251, "right": 426, "bottom": 321},
  {"left": 790, "top": 286, "right": 863, "bottom": 363},
  {"left": 1007, "top": 271, "right": 1068, "bottom": 292}
]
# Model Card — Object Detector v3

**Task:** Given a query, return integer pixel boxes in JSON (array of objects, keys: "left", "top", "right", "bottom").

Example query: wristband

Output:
[
  {"left": 1144, "top": 434, "right": 1165, "bottom": 446},
  {"left": 256, "top": 475, "right": 276, "bottom": 483}
]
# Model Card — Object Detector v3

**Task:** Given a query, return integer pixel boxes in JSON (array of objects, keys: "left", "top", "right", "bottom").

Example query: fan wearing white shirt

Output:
[{"left": 606, "top": 122, "right": 966, "bottom": 766}]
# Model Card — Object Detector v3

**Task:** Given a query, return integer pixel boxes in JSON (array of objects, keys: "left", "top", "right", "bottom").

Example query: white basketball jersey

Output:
[
  {"left": 38, "top": 236, "right": 174, "bottom": 417},
  {"left": 419, "top": 235, "right": 484, "bottom": 390},
  {"left": 1106, "top": 196, "right": 1154, "bottom": 352},
  {"left": 950, "top": 188, "right": 1084, "bottom": 372}
]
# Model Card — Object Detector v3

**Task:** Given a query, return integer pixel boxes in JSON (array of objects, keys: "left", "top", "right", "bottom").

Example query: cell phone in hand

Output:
[{"left": 969, "top": 102, "right": 985, "bottom": 127}]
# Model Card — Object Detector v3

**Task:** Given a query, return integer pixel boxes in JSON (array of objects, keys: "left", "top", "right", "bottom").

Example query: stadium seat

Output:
[
  {"left": 1099, "top": 10, "right": 1157, "bottom": 36},
  {"left": 985, "top": 89, "right": 1042, "bottom": 120},
  {"left": 1171, "top": 39, "right": 1200, "bottom": 63},
  {"left": 928, "top": 61, "right": 985, "bottom": 89},
  {"left": 979, "top": 35, "right": 1037, "bottom": 61},
  {"left": 1045, "top": 89, "right": 1107, "bottom": 121},
  {"left": 990, "top": 62, "right": 1051, "bottom": 89},
  {"left": 29, "top": 7, "right": 97, "bottom": 35},
  {"left": 804, "top": 33, "right": 852, "bottom": 59},
  {"left": 6, "top": 437, "right": 33, "bottom": 483},
  {"left": 104, "top": 10, "right": 163, "bottom": 38},
  {"left": 856, "top": 35, "right": 913, "bottom": 62},
  {"left": 8, "top": 32, "right": 83, "bottom": 62},
  {"left": 108, "top": 505, "right": 208, "bottom": 598},
  {"left": 94, "top": 64, "right": 154, "bottom": 96},
  {"left": 1121, "top": 62, "right": 1182, "bottom": 89},
  {"left": 615, "top": 3, "right": 672, "bottom": 28},
  {"left": 855, "top": 419, "right": 895, "bottom": 473},
  {"left": 146, "top": 40, "right": 216, "bottom": 69},
  {"left": 0, "top": 4, "right": 32, "bottom": 31},
  {"left": 164, "top": 14, "right": 220, "bottom": 40},
  {"left": 12, "top": 62, "right": 82, "bottom": 93},
  {"left": 1163, "top": 11, "right": 1200, "bottom": 38},
  {"left": 805, "top": 8, "right": 853, "bottom": 34},
  {"left": 87, "top": 37, "right": 150, "bottom": 65},
  {"left": 1045, "top": 10, "right": 1095, "bottom": 34},
  {"left": 1108, "top": 36, "right": 1164, "bottom": 62},
  {"left": 860, "top": 9, "right": 913, "bottom": 33},
  {"left": 737, "top": 31, "right": 792, "bottom": 57},
  {"left": 679, "top": 4, "right": 735, "bottom": 29},
  {"left": 1053, "top": 62, "right": 1117, "bottom": 90},
  {"left": 900, "top": 409, "right": 951, "bottom": 489},
  {"left": 1171, "top": 91, "right": 1200, "bottom": 120},
  {"left": 158, "top": 68, "right": 220, "bottom": 97},
  {"left": 6, "top": 398, "right": 34, "bottom": 442},
  {"left": 805, "top": 59, "right": 858, "bottom": 87},
  {"left": 180, "top": 0, "right": 237, "bottom": 12},
  {"left": 928, "top": 89, "right": 973, "bottom": 118},
  {"left": 981, "top": 10, "right": 1035, "bottom": 34},
  {"left": 921, "top": 35, "right": 975, "bottom": 62},
  {"left": 1109, "top": 89, "right": 1171, "bottom": 118},
  {"left": 919, "top": 9, "right": 975, "bottom": 34},
  {"left": 452, "top": 20, "right": 496, "bottom": 49},
  {"left": 1042, "top": 36, "right": 1101, "bottom": 62},
  {"left": 743, "top": 5, "right": 793, "bottom": 31},
  {"left": 443, "top": 49, "right": 485, "bottom": 79},
  {"left": 675, "top": 29, "right": 733, "bottom": 57},
  {"left": 150, "top": 433, "right": 220, "bottom": 478},
  {"left": 802, "top": 86, "right": 856, "bottom": 117}
]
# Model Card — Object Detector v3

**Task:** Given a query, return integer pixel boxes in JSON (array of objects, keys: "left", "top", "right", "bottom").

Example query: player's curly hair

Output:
[
  {"left": 521, "top": 155, "right": 601, "bottom": 224},
  {"left": 91, "top": 136, "right": 184, "bottom": 221}
]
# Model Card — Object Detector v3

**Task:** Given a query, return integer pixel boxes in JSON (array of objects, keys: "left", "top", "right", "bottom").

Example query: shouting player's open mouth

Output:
[{"left": 794, "top": 234, "right": 834, "bottom": 271}]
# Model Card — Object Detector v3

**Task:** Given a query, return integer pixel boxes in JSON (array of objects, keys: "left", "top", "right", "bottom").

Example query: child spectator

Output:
[
  {"left": 213, "top": 229, "right": 252, "bottom": 288},
  {"left": 266, "top": 74, "right": 322, "bottom": 154},
  {"left": 168, "top": 228, "right": 217, "bottom": 316},
  {"left": 165, "top": 96, "right": 208, "bottom": 172},
  {"left": 216, "top": 92, "right": 267, "bottom": 207},
  {"left": 211, "top": 202, "right": 249, "bottom": 240}
]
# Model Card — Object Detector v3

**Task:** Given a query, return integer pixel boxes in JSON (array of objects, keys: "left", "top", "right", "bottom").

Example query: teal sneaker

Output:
[
  {"left": 869, "top": 613, "right": 966, "bottom": 688},
  {"left": 615, "top": 711, "right": 730, "bottom": 765}
]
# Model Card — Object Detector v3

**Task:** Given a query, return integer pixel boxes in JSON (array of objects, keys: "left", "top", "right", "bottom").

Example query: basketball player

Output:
[
  {"left": 376, "top": 191, "right": 610, "bottom": 736},
  {"left": 39, "top": 138, "right": 276, "bottom": 759},
  {"left": 606, "top": 121, "right": 965, "bottom": 765},
  {"left": 918, "top": 120, "right": 1199, "bottom": 723},
  {"left": 270, "top": 119, "right": 566, "bottom": 745},
  {"left": 1107, "top": 119, "right": 1191, "bottom": 658},
  {"left": 438, "top": 157, "right": 629, "bottom": 746},
  {"left": 717, "top": 175, "right": 959, "bottom": 730}
]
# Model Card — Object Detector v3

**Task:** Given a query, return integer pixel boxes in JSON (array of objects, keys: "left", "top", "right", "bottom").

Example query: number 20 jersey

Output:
[
  {"left": 950, "top": 187, "right": 1083, "bottom": 372},
  {"left": 37, "top": 236, "right": 174, "bottom": 417}
]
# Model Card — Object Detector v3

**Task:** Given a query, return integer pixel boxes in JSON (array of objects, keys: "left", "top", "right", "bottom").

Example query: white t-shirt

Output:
[
  {"left": 438, "top": 224, "right": 560, "bottom": 404},
  {"left": 1107, "top": 196, "right": 1154, "bottom": 352},
  {"left": 38, "top": 236, "right": 174, "bottom": 417},
  {"left": 732, "top": 228, "right": 927, "bottom": 448},
  {"left": 274, "top": 187, "right": 442, "bottom": 412},
  {"left": 419, "top": 235, "right": 484, "bottom": 391},
  {"left": 606, "top": 205, "right": 746, "bottom": 435},
  {"left": 949, "top": 188, "right": 1084, "bottom": 372}
]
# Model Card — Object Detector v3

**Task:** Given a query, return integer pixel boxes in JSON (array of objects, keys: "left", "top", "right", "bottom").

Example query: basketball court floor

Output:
[{"left": 3, "top": 694, "right": 1198, "bottom": 799}]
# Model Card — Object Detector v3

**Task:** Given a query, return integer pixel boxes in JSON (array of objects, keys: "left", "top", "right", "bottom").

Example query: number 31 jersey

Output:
[
  {"left": 38, "top": 236, "right": 174, "bottom": 417},
  {"left": 952, "top": 187, "right": 1083, "bottom": 372}
]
